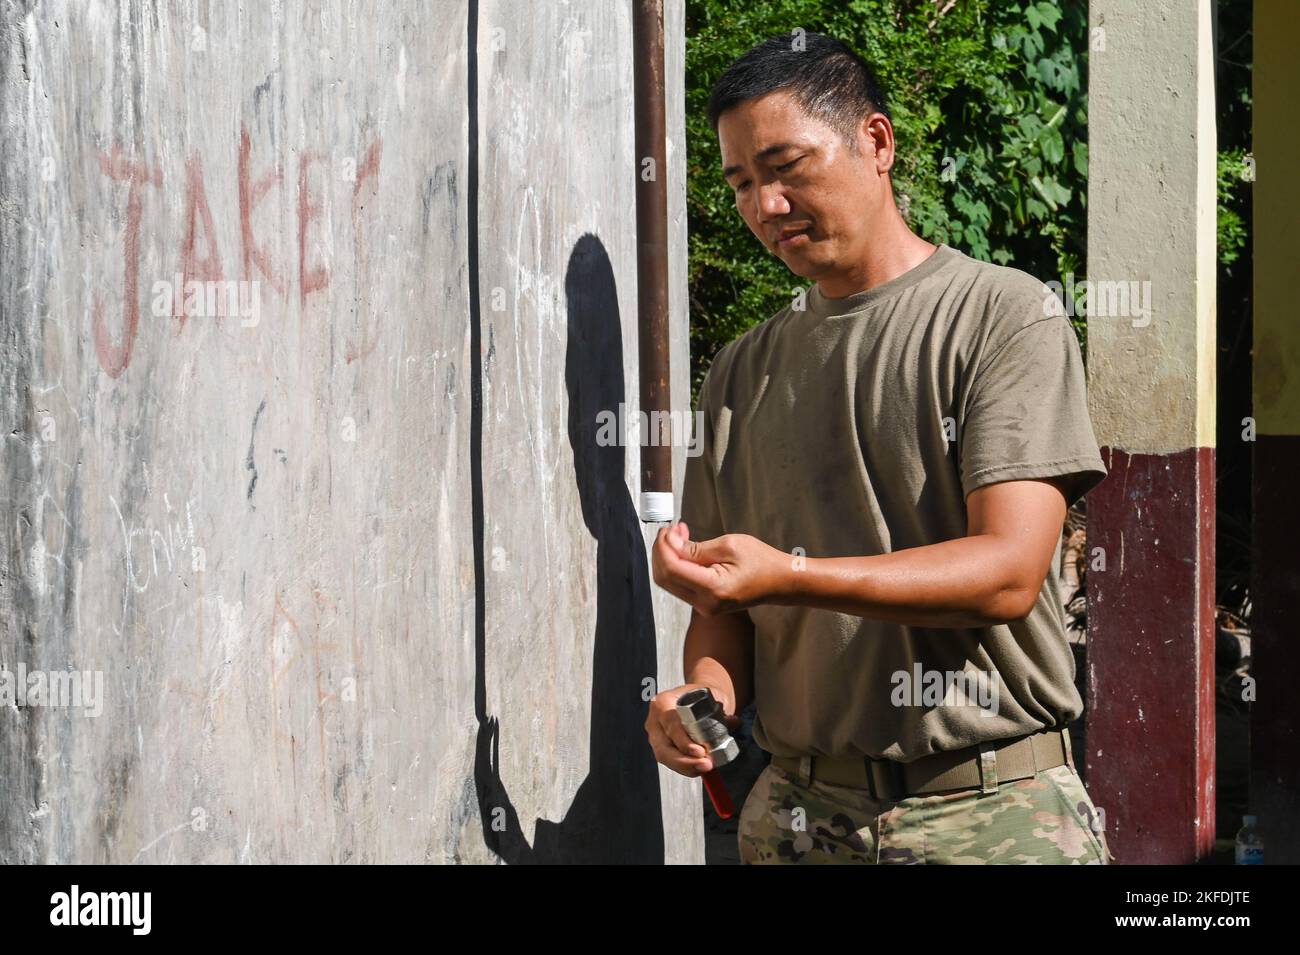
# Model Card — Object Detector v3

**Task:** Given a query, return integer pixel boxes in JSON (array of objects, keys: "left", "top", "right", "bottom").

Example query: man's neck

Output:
[{"left": 815, "top": 226, "right": 939, "bottom": 299}]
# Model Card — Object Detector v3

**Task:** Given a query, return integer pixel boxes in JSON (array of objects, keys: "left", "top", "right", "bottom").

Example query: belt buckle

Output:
[
  {"left": 799, "top": 754, "right": 814, "bottom": 788},
  {"left": 863, "top": 755, "right": 906, "bottom": 801}
]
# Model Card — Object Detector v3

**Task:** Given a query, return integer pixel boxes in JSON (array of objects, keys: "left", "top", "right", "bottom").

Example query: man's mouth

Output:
[{"left": 775, "top": 225, "right": 811, "bottom": 248}]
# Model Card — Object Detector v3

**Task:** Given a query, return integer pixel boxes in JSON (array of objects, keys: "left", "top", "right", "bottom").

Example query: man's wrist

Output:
[
  {"left": 681, "top": 675, "right": 734, "bottom": 717},
  {"left": 777, "top": 554, "right": 875, "bottom": 612},
  {"left": 762, "top": 549, "right": 799, "bottom": 606},
  {"left": 778, "top": 553, "right": 821, "bottom": 606}
]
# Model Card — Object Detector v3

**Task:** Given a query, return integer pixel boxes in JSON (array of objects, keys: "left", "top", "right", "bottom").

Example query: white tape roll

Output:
[{"left": 639, "top": 491, "right": 675, "bottom": 523}]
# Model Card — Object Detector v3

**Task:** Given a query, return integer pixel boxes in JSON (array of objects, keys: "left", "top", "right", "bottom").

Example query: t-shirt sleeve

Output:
[
  {"left": 959, "top": 315, "right": 1108, "bottom": 508},
  {"left": 678, "top": 369, "right": 726, "bottom": 541}
]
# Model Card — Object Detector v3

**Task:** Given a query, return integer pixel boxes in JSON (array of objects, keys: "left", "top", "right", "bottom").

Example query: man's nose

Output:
[{"left": 755, "top": 182, "right": 791, "bottom": 222}]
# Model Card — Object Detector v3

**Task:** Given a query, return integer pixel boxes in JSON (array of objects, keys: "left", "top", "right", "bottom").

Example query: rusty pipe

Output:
[{"left": 633, "top": 0, "right": 673, "bottom": 523}]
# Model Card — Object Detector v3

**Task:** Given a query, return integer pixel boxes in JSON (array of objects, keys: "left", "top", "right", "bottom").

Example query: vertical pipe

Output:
[{"left": 633, "top": 0, "right": 673, "bottom": 523}]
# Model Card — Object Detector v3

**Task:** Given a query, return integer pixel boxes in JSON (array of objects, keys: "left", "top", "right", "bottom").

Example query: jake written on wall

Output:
[{"left": 0, "top": 663, "right": 104, "bottom": 717}]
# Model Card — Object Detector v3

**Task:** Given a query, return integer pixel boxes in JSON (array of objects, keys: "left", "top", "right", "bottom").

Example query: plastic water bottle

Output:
[{"left": 1234, "top": 814, "right": 1263, "bottom": 864}]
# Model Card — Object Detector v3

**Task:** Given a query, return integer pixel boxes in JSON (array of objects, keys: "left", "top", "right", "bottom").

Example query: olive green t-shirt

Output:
[{"left": 679, "top": 244, "right": 1107, "bottom": 762}]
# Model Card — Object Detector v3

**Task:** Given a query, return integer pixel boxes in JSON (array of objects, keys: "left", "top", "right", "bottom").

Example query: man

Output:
[{"left": 646, "top": 33, "right": 1112, "bottom": 865}]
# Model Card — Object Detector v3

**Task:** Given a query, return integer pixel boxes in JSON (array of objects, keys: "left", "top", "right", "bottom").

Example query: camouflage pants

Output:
[{"left": 738, "top": 760, "right": 1113, "bottom": 865}]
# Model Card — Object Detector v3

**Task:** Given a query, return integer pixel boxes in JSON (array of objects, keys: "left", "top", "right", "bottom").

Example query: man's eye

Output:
[{"left": 778, "top": 157, "right": 802, "bottom": 172}]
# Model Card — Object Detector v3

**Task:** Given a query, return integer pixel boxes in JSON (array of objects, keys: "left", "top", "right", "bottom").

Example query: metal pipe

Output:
[{"left": 633, "top": 0, "right": 673, "bottom": 523}]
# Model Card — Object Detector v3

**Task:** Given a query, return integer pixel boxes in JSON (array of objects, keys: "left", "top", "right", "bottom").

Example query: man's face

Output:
[{"left": 718, "top": 90, "right": 890, "bottom": 281}]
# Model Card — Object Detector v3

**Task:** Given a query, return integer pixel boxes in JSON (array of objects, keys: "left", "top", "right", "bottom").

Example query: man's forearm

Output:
[
  {"left": 683, "top": 608, "right": 755, "bottom": 717},
  {"left": 776, "top": 534, "right": 1041, "bottom": 628}
]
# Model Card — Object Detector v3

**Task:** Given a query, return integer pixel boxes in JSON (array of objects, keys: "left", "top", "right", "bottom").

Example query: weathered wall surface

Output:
[{"left": 0, "top": 0, "right": 698, "bottom": 863}]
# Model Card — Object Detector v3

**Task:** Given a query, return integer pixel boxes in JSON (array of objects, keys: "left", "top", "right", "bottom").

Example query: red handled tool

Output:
[{"left": 676, "top": 687, "right": 739, "bottom": 820}]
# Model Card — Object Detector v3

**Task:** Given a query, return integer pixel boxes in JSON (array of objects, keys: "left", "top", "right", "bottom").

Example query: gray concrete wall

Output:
[{"left": 0, "top": 0, "right": 699, "bottom": 864}]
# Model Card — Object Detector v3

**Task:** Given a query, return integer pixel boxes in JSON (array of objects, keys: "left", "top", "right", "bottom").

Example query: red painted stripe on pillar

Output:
[{"left": 1086, "top": 446, "right": 1216, "bottom": 863}]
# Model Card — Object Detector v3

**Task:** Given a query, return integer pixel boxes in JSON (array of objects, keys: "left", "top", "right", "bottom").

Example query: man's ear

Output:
[{"left": 862, "top": 113, "right": 895, "bottom": 175}]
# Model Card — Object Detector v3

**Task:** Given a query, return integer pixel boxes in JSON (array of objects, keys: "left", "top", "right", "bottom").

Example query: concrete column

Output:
[
  {"left": 1250, "top": 0, "right": 1300, "bottom": 864},
  {"left": 1085, "top": 0, "right": 1218, "bottom": 863}
]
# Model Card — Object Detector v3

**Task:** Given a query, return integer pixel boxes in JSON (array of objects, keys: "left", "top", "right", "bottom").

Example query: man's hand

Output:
[
  {"left": 651, "top": 522, "right": 790, "bottom": 616},
  {"left": 645, "top": 682, "right": 744, "bottom": 777}
]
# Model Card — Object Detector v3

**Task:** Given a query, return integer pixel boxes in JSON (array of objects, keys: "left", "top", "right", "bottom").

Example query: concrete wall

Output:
[{"left": 0, "top": 0, "right": 699, "bottom": 863}]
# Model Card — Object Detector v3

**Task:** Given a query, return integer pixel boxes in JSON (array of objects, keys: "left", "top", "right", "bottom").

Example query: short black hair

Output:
[{"left": 706, "top": 33, "right": 890, "bottom": 151}]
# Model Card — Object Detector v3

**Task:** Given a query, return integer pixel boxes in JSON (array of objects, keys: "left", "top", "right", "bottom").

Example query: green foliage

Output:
[
  {"left": 1216, "top": 148, "right": 1251, "bottom": 268},
  {"left": 686, "top": 0, "right": 1090, "bottom": 398}
]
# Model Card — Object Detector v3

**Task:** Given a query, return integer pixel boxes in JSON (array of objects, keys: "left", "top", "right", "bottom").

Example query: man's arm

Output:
[
  {"left": 780, "top": 478, "right": 1067, "bottom": 626},
  {"left": 653, "top": 477, "right": 1069, "bottom": 628},
  {"left": 683, "top": 607, "right": 754, "bottom": 719},
  {"left": 643, "top": 602, "right": 753, "bottom": 776}
]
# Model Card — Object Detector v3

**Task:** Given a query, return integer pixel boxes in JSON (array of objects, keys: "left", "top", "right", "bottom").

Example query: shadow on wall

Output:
[{"left": 472, "top": 235, "right": 666, "bottom": 863}]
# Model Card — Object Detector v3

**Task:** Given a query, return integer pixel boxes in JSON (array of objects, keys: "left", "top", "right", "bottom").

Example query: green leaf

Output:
[
  {"left": 1035, "top": 2, "right": 1062, "bottom": 33},
  {"left": 1072, "top": 140, "right": 1088, "bottom": 176},
  {"left": 1030, "top": 175, "right": 1058, "bottom": 211},
  {"left": 1040, "top": 126, "right": 1065, "bottom": 164},
  {"left": 1046, "top": 177, "right": 1072, "bottom": 206}
]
